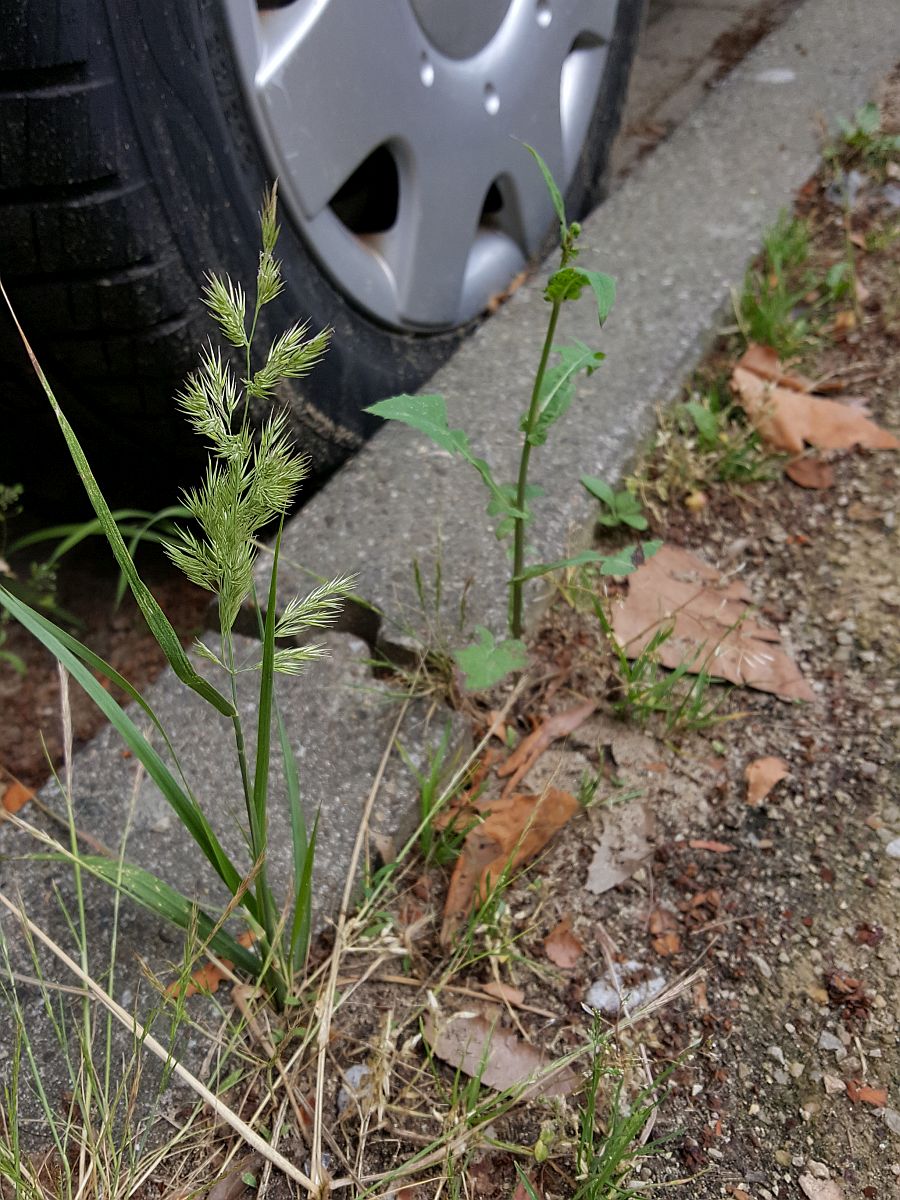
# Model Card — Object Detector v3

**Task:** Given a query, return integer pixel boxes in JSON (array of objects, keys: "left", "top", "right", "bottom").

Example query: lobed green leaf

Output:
[
  {"left": 366, "top": 394, "right": 525, "bottom": 517},
  {"left": 453, "top": 626, "right": 528, "bottom": 692}
]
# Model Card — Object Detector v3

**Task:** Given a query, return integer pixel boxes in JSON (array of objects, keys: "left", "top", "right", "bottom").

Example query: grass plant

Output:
[
  {"left": 0, "top": 187, "right": 350, "bottom": 1008},
  {"left": 738, "top": 211, "right": 813, "bottom": 358}
]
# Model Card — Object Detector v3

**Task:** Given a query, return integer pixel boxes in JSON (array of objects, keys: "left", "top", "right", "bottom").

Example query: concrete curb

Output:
[{"left": 269, "top": 0, "right": 900, "bottom": 649}]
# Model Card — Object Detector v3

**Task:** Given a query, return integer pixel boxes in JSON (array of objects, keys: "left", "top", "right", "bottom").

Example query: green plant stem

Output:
[
  {"left": 223, "top": 628, "right": 283, "bottom": 1005},
  {"left": 510, "top": 297, "right": 562, "bottom": 639}
]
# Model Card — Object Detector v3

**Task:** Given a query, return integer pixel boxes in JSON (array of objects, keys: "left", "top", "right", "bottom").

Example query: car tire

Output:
[{"left": 0, "top": 0, "right": 644, "bottom": 506}]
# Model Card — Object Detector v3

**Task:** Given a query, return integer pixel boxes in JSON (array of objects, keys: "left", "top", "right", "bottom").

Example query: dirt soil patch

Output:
[{"left": 0, "top": 546, "right": 209, "bottom": 791}]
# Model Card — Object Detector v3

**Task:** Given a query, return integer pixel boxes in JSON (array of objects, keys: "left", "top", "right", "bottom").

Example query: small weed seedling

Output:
[
  {"left": 569, "top": 1015, "right": 675, "bottom": 1199},
  {"left": 629, "top": 378, "right": 777, "bottom": 510},
  {"left": 592, "top": 596, "right": 726, "bottom": 733},
  {"left": 0, "top": 188, "right": 351, "bottom": 1009},
  {"left": 366, "top": 146, "right": 657, "bottom": 689},
  {"left": 580, "top": 477, "right": 648, "bottom": 531},
  {"left": 826, "top": 101, "right": 900, "bottom": 178},
  {"left": 738, "top": 211, "right": 813, "bottom": 358}
]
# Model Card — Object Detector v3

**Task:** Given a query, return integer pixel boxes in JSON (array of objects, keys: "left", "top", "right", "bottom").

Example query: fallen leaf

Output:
[
  {"left": 687, "top": 839, "right": 735, "bottom": 853},
  {"left": 512, "top": 1174, "right": 543, "bottom": 1200},
  {"left": 609, "top": 545, "right": 814, "bottom": 702},
  {"left": 585, "top": 798, "right": 655, "bottom": 895},
  {"left": 497, "top": 701, "right": 595, "bottom": 797},
  {"left": 423, "top": 1011, "right": 577, "bottom": 1097},
  {"left": 745, "top": 756, "right": 789, "bottom": 806},
  {"left": 785, "top": 456, "right": 835, "bottom": 489},
  {"left": 440, "top": 788, "right": 578, "bottom": 945},
  {"left": 693, "top": 979, "right": 709, "bottom": 1011},
  {"left": 543, "top": 916, "right": 584, "bottom": 969},
  {"left": 732, "top": 365, "right": 898, "bottom": 454},
  {"left": 736, "top": 343, "right": 815, "bottom": 391},
  {"left": 832, "top": 309, "right": 856, "bottom": 333},
  {"left": 170, "top": 931, "right": 256, "bottom": 999},
  {"left": 846, "top": 1079, "right": 888, "bottom": 1106},
  {"left": 482, "top": 980, "right": 525, "bottom": 1006},
  {"left": 2, "top": 781, "right": 34, "bottom": 814},
  {"left": 205, "top": 1155, "right": 264, "bottom": 1200},
  {"left": 798, "top": 1175, "right": 845, "bottom": 1200},
  {"left": 649, "top": 906, "right": 681, "bottom": 956}
]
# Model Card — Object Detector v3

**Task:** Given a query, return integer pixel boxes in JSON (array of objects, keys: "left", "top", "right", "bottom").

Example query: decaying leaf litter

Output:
[{"left": 4, "top": 88, "right": 900, "bottom": 1200}]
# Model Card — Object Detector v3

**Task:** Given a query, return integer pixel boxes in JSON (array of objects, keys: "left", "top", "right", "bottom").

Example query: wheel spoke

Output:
[
  {"left": 388, "top": 154, "right": 490, "bottom": 326},
  {"left": 253, "top": 0, "right": 425, "bottom": 218}
]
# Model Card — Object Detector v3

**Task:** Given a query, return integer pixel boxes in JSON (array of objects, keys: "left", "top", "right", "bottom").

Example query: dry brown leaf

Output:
[
  {"left": 482, "top": 980, "right": 525, "bottom": 1006},
  {"left": 512, "top": 1173, "right": 544, "bottom": 1200},
  {"left": 745, "top": 756, "right": 789, "bottom": 806},
  {"left": 2, "top": 781, "right": 34, "bottom": 814},
  {"left": 609, "top": 544, "right": 814, "bottom": 702},
  {"left": 785, "top": 456, "right": 835, "bottom": 489},
  {"left": 649, "top": 906, "right": 681, "bottom": 956},
  {"left": 543, "top": 916, "right": 584, "bottom": 969},
  {"left": 585, "top": 799, "right": 655, "bottom": 895},
  {"left": 497, "top": 701, "right": 595, "bottom": 797},
  {"left": 846, "top": 1079, "right": 888, "bottom": 1106},
  {"left": 732, "top": 365, "right": 899, "bottom": 454},
  {"left": 440, "top": 788, "right": 578, "bottom": 945},
  {"left": 737, "top": 343, "right": 815, "bottom": 392},
  {"left": 423, "top": 1011, "right": 577, "bottom": 1097},
  {"left": 169, "top": 931, "right": 256, "bottom": 999},
  {"left": 205, "top": 1155, "right": 264, "bottom": 1200}
]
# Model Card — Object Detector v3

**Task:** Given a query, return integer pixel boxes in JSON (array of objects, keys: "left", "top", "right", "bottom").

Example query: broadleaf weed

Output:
[{"left": 366, "top": 145, "right": 658, "bottom": 688}]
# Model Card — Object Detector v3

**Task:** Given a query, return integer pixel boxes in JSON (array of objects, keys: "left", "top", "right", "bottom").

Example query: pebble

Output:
[
  {"left": 817, "top": 1030, "right": 844, "bottom": 1053},
  {"left": 885, "top": 836, "right": 900, "bottom": 859},
  {"left": 336, "top": 1063, "right": 372, "bottom": 1114},
  {"left": 585, "top": 968, "right": 667, "bottom": 1015},
  {"left": 768, "top": 1045, "right": 786, "bottom": 1066},
  {"left": 749, "top": 952, "right": 773, "bottom": 980},
  {"left": 884, "top": 1108, "right": 900, "bottom": 1137},
  {"left": 775, "top": 1149, "right": 792, "bottom": 1167},
  {"left": 823, "top": 1074, "right": 845, "bottom": 1094},
  {"left": 806, "top": 1161, "right": 830, "bottom": 1179}
]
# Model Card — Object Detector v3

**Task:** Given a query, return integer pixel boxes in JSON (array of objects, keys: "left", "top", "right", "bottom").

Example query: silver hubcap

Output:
[{"left": 223, "top": 0, "right": 619, "bottom": 330}]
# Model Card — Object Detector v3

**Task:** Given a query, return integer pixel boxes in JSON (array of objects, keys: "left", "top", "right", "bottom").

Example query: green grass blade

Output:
[
  {"left": 0, "top": 585, "right": 251, "bottom": 912},
  {"left": 251, "top": 530, "right": 282, "bottom": 947},
  {"left": 119, "top": 505, "right": 191, "bottom": 608},
  {"left": 37, "top": 854, "right": 261, "bottom": 977},
  {"left": 289, "top": 812, "right": 318, "bottom": 973},
  {"left": 275, "top": 700, "right": 311, "bottom": 971},
  {"left": 0, "top": 280, "right": 234, "bottom": 719},
  {"left": 9, "top": 511, "right": 154, "bottom": 564}
]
